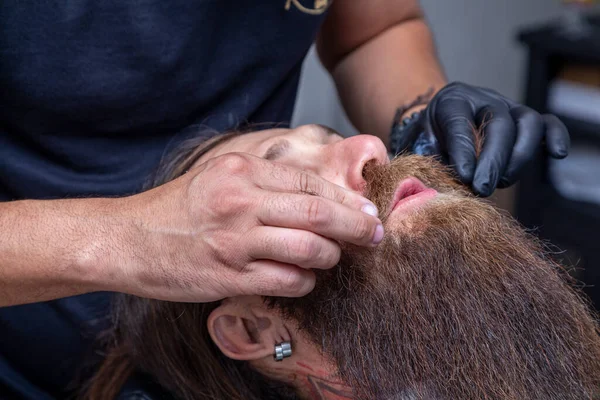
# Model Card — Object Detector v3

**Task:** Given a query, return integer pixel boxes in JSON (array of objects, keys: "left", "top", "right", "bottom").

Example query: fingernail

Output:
[
  {"left": 476, "top": 183, "right": 491, "bottom": 197},
  {"left": 361, "top": 203, "right": 379, "bottom": 217},
  {"left": 372, "top": 224, "right": 384, "bottom": 245},
  {"left": 556, "top": 148, "right": 568, "bottom": 158}
]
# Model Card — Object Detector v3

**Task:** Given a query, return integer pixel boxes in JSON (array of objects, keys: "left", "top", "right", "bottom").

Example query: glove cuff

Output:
[
  {"left": 389, "top": 89, "right": 434, "bottom": 156},
  {"left": 389, "top": 110, "right": 425, "bottom": 156}
]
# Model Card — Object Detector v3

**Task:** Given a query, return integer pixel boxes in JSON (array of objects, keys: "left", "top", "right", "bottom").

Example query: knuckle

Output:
[
  {"left": 543, "top": 113, "right": 565, "bottom": 130},
  {"left": 215, "top": 153, "right": 252, "bottom": 176},
  {"left": 278, "top": 269, "right": 307, "bottom": 295},
  {"left": 335, "top": 190, "right": 348, "bottom": 205},
  {"left": 294, "top": 235, "right": 322, "bottom": 262},
  {"left": 523, "top": 115, "right": 544, "bottom": 135},
  {"left": 313, "top": 242, "right": 340, "bottom": 268},
  {"left": 210, "top": 188, "right": 251, "bottom": 217},
  {"left": 327, "top": 245, "right": 342, "bottom": 266},
  {"left": 324, "top": 183, "right": 346, "bottom": 205},
  {"left": 304, "top": 198, "right": 331, "bottom": 229},
  {"left": 487, "top": 118, "right": 512, "bottom": 133},
  {"left": 294, "top": 171, "right": 308, "bottom": 193},
  {"left": 211, "top": 232, "right": 243, "bottom": 267},
  {"left": 524, "top": 110, "right": 542, "bottom": 125},
  {"left": 295, "top": 170, "right": 321, "bottom": 195}
]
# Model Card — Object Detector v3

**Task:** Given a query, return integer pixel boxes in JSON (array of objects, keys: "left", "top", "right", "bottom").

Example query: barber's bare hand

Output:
[{"left": 115, "top": 153, "right": 382, "bottom": 302}]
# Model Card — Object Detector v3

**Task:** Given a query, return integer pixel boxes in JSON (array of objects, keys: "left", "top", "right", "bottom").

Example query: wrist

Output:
[
  {"left": 388, "top": 89, "right": 435, "bottom": 155},
  {"left": 0, "top": 197, "right": 139, "bottom": 305},
  {"left": 389, "top": 108, "right": 426, "bottom": 156},
  {"left": 71, "top": 197, "right": 138, "bottom": 294}
]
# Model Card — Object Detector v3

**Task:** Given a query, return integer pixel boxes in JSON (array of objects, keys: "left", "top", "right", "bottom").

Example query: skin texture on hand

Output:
[
  {"left": 104, "top": 152, "right": 382, "bottom": 302},
  {"left": 0, "top": 125, "right": 385, "bottom": 307}
]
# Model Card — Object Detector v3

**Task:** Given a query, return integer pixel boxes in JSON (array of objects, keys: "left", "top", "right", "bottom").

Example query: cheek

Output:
[
  {"left": 280, "top": 153, "right": 348, "bottom": 188},
  {"left": 317, "top": 169, "right": 346, "bottom": 189}
]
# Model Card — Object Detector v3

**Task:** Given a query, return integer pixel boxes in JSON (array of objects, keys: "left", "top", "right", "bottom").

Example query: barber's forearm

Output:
[
  {"left": 0, "top": 198, "right": 126, "bottom": 306},
  {"left": 330, "top": 18, "right": 447, "bottom": 142}
]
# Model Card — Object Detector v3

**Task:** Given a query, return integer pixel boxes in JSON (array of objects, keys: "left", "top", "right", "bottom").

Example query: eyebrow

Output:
[{"left": 262, "top": 126, "right": 341, "bottom": 161}]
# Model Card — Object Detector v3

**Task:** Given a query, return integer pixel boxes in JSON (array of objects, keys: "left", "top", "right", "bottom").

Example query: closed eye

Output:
[{"left": 262, "top": 125, "right": 342, "bottom": 161}]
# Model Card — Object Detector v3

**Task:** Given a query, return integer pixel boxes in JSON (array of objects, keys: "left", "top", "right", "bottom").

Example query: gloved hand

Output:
[{"left": 394, "top": 82, "right": 570, "bottom": 197}]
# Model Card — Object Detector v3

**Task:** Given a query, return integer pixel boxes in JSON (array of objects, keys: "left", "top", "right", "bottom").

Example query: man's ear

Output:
[{"left": 207, "top": 296, "right": 290, "bottom": 361}]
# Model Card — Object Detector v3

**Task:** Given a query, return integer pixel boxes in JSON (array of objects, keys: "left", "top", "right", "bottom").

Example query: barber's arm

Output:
[
  {"left": 317, "top": 0, "right": 445, "bottom": 138},
  {"left": 319, "top": 0, "right": 570, "bottom": 197},
  {"left": 0, "top": 154, "right": 381, "bottom": 307},
  {"left": 0, "top": 198, "right": 114, "bottom": 306}
]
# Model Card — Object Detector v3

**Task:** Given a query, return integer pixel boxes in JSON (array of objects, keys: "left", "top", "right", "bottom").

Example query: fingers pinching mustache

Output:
[
  {"left": 400, "top": 82, "right": 570, "bottom": 197},
  {"left": 196, "top": 153, "right": 382, "bottom": 299}
]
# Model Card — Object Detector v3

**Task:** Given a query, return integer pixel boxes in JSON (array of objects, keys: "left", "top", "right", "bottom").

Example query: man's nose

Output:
[{"left": 334, "top": 135, "right": 389, "bottom": 193}]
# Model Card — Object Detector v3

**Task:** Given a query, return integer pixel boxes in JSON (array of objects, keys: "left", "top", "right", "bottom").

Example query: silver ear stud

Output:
[{"left": 274, "top": 341, "right": 292, "bottom": 361}]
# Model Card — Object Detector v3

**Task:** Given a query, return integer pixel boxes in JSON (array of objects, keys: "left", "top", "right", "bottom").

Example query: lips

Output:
[{"left": 389, "top": 177, "right": 438, "bottom": 214}]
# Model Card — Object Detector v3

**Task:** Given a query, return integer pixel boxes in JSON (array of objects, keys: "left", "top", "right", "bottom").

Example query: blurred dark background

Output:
[{"left": 292, "top": 1, "right": 600, "bottom": 311}]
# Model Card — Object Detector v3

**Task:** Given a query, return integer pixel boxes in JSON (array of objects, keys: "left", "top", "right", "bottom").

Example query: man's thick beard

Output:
[{"left": 273, "top": 155, "right": 600, "bottom": 399}]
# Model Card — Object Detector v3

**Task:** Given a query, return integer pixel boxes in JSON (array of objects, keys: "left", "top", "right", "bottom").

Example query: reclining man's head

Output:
[{"left": 90, "top": 124, "right": 600, "bottom": 400}]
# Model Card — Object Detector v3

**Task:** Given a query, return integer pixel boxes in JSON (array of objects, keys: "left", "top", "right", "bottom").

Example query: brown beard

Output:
[
  {"left": 273, "top": 155, "right": 600, "bottom": 399},
  {"left": 87, "top": 154, "right": 600, "bottom": 400}
]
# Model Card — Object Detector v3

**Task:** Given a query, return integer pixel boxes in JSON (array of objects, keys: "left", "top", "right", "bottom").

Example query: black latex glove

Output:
[{"left": 395, "top": 82, "right": 570, "bottom": 197}]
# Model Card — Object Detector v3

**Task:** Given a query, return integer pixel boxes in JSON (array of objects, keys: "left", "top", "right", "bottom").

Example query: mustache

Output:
[{"left": 361, "top": 155, "right": 466, "bottom": 221}]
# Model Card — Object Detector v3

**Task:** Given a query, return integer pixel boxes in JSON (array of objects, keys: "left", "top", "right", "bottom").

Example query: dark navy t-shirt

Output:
[{"left": 0, "top": 1, "right": 327, "bottom": 398}]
